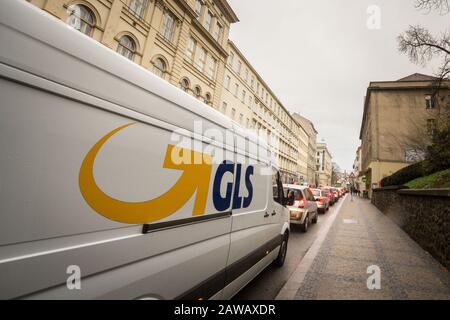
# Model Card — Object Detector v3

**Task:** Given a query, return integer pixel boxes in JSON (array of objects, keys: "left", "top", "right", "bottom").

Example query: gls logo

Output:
[{"left": 79, "top": 123, "right": 254, "bottom": 224}]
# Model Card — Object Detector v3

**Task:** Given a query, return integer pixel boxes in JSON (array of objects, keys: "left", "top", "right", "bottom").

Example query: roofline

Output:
[
  {"left": 214, "top": 0, "right": 239, "bottom": 23},
  {"left": 227, "top": 40, "right": 299, "bottom": 126},
  {"left": 359, "top": 80, "right": 450, "bottom": 139}
]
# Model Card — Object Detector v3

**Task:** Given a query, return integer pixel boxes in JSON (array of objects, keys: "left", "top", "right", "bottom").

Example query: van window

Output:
[
  {"left": 272, "top": 170, "right": 283, "bottom": 205},
  {"left": 311, "top": 189, "right": 320, "bottom": 197}
]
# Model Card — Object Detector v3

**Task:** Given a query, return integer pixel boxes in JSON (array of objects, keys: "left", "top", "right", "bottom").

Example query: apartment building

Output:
[
  {"left": 316, "top": 143, "right": 332, "bottom": 187},
  {"left": 359, "top": 73, "right": 450, "bottom": 196},
  {"left": 293, "top": 113, "right": 318, "bottom": 186},
  {"left": 222, "top": 41, "right": 303, "bottom": 183}
]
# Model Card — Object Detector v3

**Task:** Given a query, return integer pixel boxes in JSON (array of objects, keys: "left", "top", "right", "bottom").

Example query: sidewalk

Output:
[{"left": 277, "top": 195, "right": 450, "bottom": 300}]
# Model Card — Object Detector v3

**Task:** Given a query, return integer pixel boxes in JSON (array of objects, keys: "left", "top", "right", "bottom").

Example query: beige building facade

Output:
[
  {"left": 29, "top": 0, "right": 238, "bottom": 108},
  {"left": 222, "top": 41, "right": 305, "bottom": 183},
  {"left": 316, "top": 143, "right": 332, "bottom": 187},
  {"left": 359, "top": 73, "right": 450, "bottom": 197},
  {"left": 293, "top": 113, "right": 318, "bottom": 186}
]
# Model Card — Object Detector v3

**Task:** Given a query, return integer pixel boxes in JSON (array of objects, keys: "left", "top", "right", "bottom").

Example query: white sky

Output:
[{"left": 227, "top": 0, "right": 449, "bottom": 172}]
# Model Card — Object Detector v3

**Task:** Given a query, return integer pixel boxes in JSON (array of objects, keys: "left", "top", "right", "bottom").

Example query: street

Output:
[{"left": 234, "top": 197, "right": 345, "bottom": 300}]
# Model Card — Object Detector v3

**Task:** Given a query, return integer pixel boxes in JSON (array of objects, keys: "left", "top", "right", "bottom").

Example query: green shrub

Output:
[
  {"left": 426, "top": 126, "right": 450, "bottom": 172},
  {"left": 381, "top": 161, "right": 432, "bottom": 187}
]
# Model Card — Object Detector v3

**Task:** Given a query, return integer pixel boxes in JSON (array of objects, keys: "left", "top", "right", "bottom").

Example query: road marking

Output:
[
  {"left": 343, "top": 219, "right": 358, "bottom": 224},
  {"left": 275, "top": 195, "right": 348, "bottom": 300}
]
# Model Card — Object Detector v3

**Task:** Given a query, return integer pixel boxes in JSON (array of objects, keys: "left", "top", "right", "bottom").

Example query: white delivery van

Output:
[{"left": 0, "top": 0, "right": 289, "bottom": 299}]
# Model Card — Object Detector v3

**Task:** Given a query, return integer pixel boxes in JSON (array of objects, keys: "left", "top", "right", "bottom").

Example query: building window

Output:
[
  {"left": 205, "top": 93, "right": 212, "bottom": 105},
  {"left": 204, "top": 11, "right": 212, "bottom": 32},
  {"left": 180, "top": 78, "right": 190, "bottom": 92},
  {"left": 222, "top": 102, "right": 227, "bottom": 114},
  {"left": 153, "top": 57, "right": 166, "bottom": 78},
  {"left": 228, "top": 52, "right": 234, "bottom": 66},
  {"left": 245, "top": 69, "right": 249, "bottom": 82},
  {"left": 128, "top": 0, "right": 148, "bottom": 19},
  {"left": 237, "top": 61, "right": 242, "bottom": 75},
  {"left": 195, "top": 0, "right": 202, "bottom": 18},
  {"left": 425, "top": 94, "right": 435, "bottom": 109},
  {"left": 427, "top": 119, "right": 437, "bottom": 135},
  {"left": 161, "top": 12, "right": 176, "bottom": 42},
  {"left": 242, "top": 90, "right": 246, "bottom": 103},
  {"left": 213, "top": 22, "right": 222, "bottom": 42},
  {"left": 67, "top": 4, "right": 96, "bottom": 37},
  {"left": 225, "top": 75, "right": 231, "bottom": 90},
  {"left": 197, "top": 47, "right": 207, "bottom": 71},
  {"left": 117, "top": 35, "right": 136, "bottom": 60},
  {"left": 231, "top": 108, "right": 236, "bottom": 120},
  {"left": 194, "top": 86, "right": 202, "bottom": 98},
  {"left": 248, "top": 96, "right": 253, "bottom": 107},
  {"left": 239, "top": 114, "right": 243, "bottom": 124},
  {"left": 251, "top": 76, "right": 255, "bottom": 89},
  {"left": 234, "top": 83, "right": 239, "bottom": 97},
  {"left": 208, "top": 57, "right": 217, "bottom": 80},
  {"left": 186, "top": 37, "right": 196, "bottom": 61}
]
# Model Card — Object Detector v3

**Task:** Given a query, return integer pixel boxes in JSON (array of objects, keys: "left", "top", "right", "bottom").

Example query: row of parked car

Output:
[{"left": 283, "top": 184, "right": 347, "bottom": 233}]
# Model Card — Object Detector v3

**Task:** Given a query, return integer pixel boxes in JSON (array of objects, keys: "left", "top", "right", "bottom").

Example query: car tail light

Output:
[
  {"left": 320, "top": 197, "right": 325, "bottom": 203},
  {"left": 298, "top": 199, "right": 307, "bottom": 209},
  {"left": 328, "top": 192, "right": 333, "bottom": 198}
]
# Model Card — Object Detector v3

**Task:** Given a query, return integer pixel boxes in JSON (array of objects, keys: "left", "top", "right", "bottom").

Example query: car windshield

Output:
[
  {"left": 311, "top": 189, "right": 320, "bottom": 196},
  {"left": 284, "top": 188, "right": 303, "bottom": 206}
]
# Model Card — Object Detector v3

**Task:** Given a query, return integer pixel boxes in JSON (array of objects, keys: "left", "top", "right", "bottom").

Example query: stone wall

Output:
[{"left": 372, "top": 188, "right": 450, "bottom": 270}]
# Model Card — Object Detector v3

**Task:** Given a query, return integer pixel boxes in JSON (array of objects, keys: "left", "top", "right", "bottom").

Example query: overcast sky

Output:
[{"left": 227, "top": 0, "right": 449, "bottom": 172}]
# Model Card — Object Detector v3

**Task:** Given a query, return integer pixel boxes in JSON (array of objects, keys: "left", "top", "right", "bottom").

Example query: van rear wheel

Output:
[{"left": 274, "top": 233, "right": 288, "bottom": 268}]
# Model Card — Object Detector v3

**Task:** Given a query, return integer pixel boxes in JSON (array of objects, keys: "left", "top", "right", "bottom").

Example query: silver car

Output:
[
  {"left": 311, "top": 188, "right": 330, "bottom": 213},
  {"left": 283, "top": 185, "right": 319, "bottom": 233}
]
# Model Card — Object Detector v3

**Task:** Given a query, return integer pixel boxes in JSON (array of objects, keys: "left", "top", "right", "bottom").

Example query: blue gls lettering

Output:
[
  {"left": 213, "top": 162, "right": 254, "bottom": 212},
  {"left": 213, "top": 161, "right": 235, "bottom": 212},
  {"left": 242, "top": 166, "right": 254, "bottom": 209},
  {"left": 232, "top": 164, "right": 243, "bottom": 210}
]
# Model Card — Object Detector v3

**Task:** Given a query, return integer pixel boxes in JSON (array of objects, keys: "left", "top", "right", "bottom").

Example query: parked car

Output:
[
  {"left": 330, "top": 187, "right": 340, "bottom": 203},
  {"left": 311, "top": 189, "right": 330, "bottom": 213},
  {"left": 321, "top": 187, "right": 335, "bottom": 206},
  {"left": 284, "top": 185, "right": 319, "bottom": 233},
  {"left": 0, "top": 0, "right": 291, "bottom": 300}
]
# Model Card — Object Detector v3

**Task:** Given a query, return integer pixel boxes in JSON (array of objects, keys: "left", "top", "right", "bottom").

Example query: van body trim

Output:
[
  {"left": 176, "top": 233, "right": 283, "bottom": 300},
  {"left": 142, "top": 212, "right": 233, "bottom": 234}
]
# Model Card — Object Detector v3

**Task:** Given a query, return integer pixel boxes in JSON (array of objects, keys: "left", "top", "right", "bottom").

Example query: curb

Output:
[{"left": 275, "top": 194, "right": 348, "bottom": 300}]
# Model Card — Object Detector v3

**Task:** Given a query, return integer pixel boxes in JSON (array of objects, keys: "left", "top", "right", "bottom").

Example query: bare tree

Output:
[
  {"left": 415, "top": 0, "right": 449, "bottom": 14},
  {"left": 398, "top": 0, "right": 450, "bottom": 84},
  {"left": 331, "top": 162, "right": 341, "bottom": 186}
]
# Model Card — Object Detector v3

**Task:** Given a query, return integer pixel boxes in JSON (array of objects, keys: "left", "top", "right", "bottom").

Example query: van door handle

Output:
[
  {"left": 271, "top": 211, "right": 277, "bottom": 216},
  {"left": 264, "top": 212, "right": 270, "bottom": 218}
]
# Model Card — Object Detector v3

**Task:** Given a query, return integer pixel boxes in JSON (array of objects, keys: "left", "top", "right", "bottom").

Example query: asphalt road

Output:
[{"left": 233, "top": 198, "right": 344, "bottom": 300}]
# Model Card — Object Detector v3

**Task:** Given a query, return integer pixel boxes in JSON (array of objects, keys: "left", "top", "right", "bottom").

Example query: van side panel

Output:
[{"left": 0, "top": 72, "right": 231, "bottom": 299}]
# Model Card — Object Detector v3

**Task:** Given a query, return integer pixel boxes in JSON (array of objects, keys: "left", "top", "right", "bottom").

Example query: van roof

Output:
[{"left": 0, "top": 0, "right": 273, "bottom": 162}]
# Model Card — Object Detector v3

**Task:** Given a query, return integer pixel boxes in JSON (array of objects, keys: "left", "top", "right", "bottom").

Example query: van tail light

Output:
[
  {"left": 298, "top": 199, "right": 307, "bottom": 209},
  {"left": 328, "top": 192, "right": 333, "bottom": 198},
  {"left": 320, "top": 197, "right": 325, "bottom": 203}
]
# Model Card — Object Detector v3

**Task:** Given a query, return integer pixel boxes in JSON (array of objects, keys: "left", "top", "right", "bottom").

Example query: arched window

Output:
[
  {"left": 153, "top": 57, "right": 167, "bottom": 78},
  {"left": 117, "top": 36, "right": 136, "bottom": 60},
  {"left": 204, "top": 93, "right": 212, "bottom": 105},
  {"left": 67, "top": 5, "right": 96, "bottom": 37},
  {"left": 180, "top": 78, "right": 190, "bottom": 92},
  {"left": 194, "top": 86, "right": 201, "bottom": 98}
]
